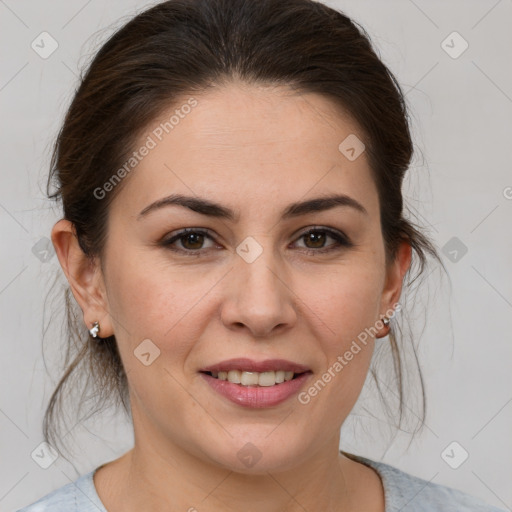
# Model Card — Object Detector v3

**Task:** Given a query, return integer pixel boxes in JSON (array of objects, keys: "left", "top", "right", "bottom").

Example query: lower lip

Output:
[{"left": 200, "top": 372, "right": 312, "bottom": 408}]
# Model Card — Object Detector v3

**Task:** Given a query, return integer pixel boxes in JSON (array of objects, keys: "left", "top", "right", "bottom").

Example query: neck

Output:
[
  {"left": 96, "top": 435, "right": 372, "bottom": 511},
  {"left": 93, "top": 402, "right": 385, "bottom": 512}
]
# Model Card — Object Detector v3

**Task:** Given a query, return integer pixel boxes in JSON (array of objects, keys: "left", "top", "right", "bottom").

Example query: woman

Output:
[{"left": 17, "top": 0, "right": 506, "bottom": 510}]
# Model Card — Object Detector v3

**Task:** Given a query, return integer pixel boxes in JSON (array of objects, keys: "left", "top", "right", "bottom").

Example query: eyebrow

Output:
[{"left": 137, "top": 193, "right": 368, "bottom": 221}]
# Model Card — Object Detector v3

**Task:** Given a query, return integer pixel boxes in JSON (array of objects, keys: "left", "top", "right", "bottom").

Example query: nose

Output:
[{"left": 220, "top": 244, "right": 297, "bottom": 338}]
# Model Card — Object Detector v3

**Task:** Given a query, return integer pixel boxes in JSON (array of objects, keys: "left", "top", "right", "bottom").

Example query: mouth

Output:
[
  {"left": 199, "top": 368, "right": 313, "bottom": 408},
  {"left": 200, "top": 369, "right": 311, "bottom": 387},
  {"left": 198, "top": 358, "right": 313, "bottom": 406}
]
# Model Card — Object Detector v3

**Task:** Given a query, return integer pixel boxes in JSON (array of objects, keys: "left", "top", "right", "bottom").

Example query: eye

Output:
[
  {"left": 159, "top": 226, "right": 353, "bottom": 256},
  {"left": 160, "top": 228, "right": 217, "bottom": 254},
  {"left": 292, "top": 227, "right": 353, "bottom": 255}
]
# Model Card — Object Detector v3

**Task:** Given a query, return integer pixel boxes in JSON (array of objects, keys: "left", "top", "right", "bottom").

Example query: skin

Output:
[{"left": 52, "top": 81, "right": 411, "bottom": 511}]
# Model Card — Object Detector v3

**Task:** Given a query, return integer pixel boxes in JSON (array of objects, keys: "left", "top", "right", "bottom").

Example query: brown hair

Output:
[{"left": 43, "top": 0, "right": 447, "bottom": 456}]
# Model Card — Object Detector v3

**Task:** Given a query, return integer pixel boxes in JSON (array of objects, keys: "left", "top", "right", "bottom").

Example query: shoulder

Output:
[
  {"left": 343, "top": 451, "right": 507, "bottom": 512},
  {"left": 16, "top": 469, "right": 106, "bottom": 512}
]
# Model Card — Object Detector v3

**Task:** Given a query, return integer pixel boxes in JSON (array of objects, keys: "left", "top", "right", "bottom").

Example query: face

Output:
[{"left": 59, "top": 81, "right": 409, "bottom": 473}]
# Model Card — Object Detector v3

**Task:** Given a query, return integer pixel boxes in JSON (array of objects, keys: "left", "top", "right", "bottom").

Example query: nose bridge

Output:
[
  {"left": 222, "top": 235, "right": 295, "bottom": 335},
  {"left": 237, "top": 235, "right": 284, "bottom": 304}
]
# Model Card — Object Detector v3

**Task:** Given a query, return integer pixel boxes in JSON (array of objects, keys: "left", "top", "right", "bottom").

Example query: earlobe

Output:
[{"left": 51, "top": 219, "right": 114, "bottom": 337}]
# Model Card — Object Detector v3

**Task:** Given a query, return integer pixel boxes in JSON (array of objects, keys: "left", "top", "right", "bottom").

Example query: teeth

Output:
[
  {"left": 227, "top": 370, "right": 241, "bottom": 383},
  {"left": 274, "top": 370, "right": 285, "bottom": 384},
  {"left": 241, "top": 371, "right": 259, "bottom": 386},
  {"left": 210, "top": 370, "right": 297, "bottom": 386}
]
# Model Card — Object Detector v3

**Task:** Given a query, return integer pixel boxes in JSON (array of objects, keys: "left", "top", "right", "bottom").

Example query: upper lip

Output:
[{"left": 200, "top": 358, "right": 311, "bottom": 373}]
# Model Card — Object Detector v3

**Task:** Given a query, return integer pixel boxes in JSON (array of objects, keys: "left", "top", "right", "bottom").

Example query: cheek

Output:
[
  {"left": 298, "top": 266, "right": 382, "bottom": 407},
  {"left": 104, "top": 250, "right": 220, "bottom": 361},
  {"left": 104, "top": 262, "right": 197, "bottom": 413},
  {"left": 301, "top": 264, "right": 383, "bottom": 344},
  {"left": 104, "top": 240, "right": 178, "bottom": 330}
]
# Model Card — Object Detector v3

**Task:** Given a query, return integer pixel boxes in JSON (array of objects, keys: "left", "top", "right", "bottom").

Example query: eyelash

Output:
[{"left": 159, "top": 226, "right": 353, "bottom": 256}]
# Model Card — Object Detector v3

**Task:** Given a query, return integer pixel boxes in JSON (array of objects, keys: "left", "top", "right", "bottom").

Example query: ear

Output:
[
  {"left": 51, "top": 219, "right": 114, "bottom": 338},
  {"left": 378, "top": 240, "right": 412, "bottom": 331}
]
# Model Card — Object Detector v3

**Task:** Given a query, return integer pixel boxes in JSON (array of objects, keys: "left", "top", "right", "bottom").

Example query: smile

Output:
[{"left": 200, "top": 371, "right": 313, "bottom": 408}]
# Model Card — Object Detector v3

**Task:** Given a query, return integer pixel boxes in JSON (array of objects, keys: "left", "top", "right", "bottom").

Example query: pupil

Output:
[
  {"left": 306, "top": 232, "right": 325, "bottom": 248},
  {"left": 184, "top": 233, "right": 203, "bottom": 249}
]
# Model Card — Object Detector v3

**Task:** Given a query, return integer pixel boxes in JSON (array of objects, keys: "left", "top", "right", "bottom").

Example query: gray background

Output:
[{"left": 1, "top": 0, "right": 511, "bottom": 510}]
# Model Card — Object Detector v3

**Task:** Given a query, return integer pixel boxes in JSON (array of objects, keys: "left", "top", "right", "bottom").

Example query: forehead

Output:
[{"left": 110, "top": 82, "right": 378, "bottom": 222}]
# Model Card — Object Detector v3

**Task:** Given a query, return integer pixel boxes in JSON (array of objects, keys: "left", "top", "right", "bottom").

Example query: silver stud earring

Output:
[
  {"left": 89, "top": 321, "right": 100, "bottom": 338},
  {"left": 382, "top": 316, "right": 390, "bottom": 326}
]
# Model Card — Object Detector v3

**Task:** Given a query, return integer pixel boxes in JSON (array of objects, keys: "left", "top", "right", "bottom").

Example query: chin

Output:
[{"left": 203, "top": 435, "right": 310, "bottom": 475}]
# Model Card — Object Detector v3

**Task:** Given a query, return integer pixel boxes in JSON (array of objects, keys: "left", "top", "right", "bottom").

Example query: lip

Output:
[
  {"left": 200, "top": 371, "right": 312, "bottom": 408},
  {"left": 200, "top": 357, "right": 311, "bottom": 373}
]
